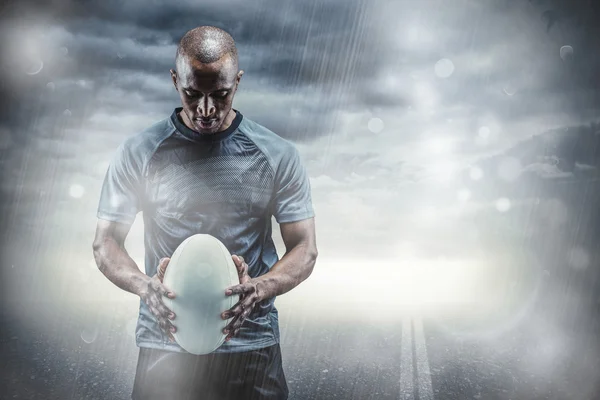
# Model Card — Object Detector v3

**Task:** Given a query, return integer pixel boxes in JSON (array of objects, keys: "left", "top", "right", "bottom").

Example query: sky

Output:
[{"left": 0, "top": 0, "right": 599, "bottom": 329}]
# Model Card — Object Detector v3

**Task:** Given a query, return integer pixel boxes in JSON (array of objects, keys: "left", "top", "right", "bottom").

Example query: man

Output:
[{"left": 92, "top": 26, "right": 318, "bottom": 400}]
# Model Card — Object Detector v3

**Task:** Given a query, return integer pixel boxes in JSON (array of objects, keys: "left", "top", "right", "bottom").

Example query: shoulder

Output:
[
  {"left": 237, "top": 114, "right": 299, "bottom": 169},
  {"left": 117, "top": 115, "right": 176, "bottom": 168}
]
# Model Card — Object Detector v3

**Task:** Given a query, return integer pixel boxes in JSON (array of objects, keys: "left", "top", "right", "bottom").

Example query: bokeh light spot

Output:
[
  {"left": 559, "top": 45, "right": 573, "bottom": 61},
  {"left": 495, "top": 197, "right": 511, "bottom": 212},
  {"left": 434, "top": 58, "right": 455, "bottom": 78},
  {"left": 367, "top": 117, "right": 384, "bottom": 133},
  {"left": 69, "top": 184, "right": 85, "bottom": 198},
  {"left": 81, "top": 328, "right": 98, "bottom": 344}
]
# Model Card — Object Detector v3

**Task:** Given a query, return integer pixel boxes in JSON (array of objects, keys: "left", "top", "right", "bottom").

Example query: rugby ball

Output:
[{"left": 162, "top": 234, "right": 239, "bottom": 354}]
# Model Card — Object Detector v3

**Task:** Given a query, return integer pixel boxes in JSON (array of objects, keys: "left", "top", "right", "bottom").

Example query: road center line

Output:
[
  {"left": 414, "top": 317, "right": 434, "bottom": 400},
  {"left": 400, "top": 317, "right": 415, "bottom": 400}
]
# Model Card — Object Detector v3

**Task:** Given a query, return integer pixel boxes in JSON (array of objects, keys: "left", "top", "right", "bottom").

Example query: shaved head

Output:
[
  {"left": 170, "top": 26, "right": 244, "bottom": 135},
  {"left": 175, "top": 26, "right": 238, "bottom": 72}
]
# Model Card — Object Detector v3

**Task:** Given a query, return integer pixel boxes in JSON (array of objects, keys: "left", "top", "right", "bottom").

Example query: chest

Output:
[{"left": 145, "top": 149, "right": 275, "bottom": 220}]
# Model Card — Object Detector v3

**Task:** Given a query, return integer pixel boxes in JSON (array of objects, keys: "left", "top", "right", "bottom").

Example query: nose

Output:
[{"left": 198, "top": 96, "right": 216, "bottom": 119}]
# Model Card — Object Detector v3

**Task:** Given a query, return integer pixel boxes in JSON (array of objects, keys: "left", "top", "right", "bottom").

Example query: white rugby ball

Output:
[{"left": 162, "top": 234, "right": 239, "bottom": 354}]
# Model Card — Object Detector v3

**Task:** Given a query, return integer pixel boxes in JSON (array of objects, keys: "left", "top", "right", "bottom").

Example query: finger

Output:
[
  {"left": 238, "top": 262, "right": 250, "bottom": 284},
  {"left": 225, "top": 283, "right": 254, "bottom": 296},
  {"left": 224, "top": 325, "right": 236, "bottom": 341},
  {"left": 225, "top": 327, "right": 242, "bottom": 342},
  {"left": 156, "top": 257, "right": 171, "bottom": 282},
  {"left": 231, "top": 256, "right": 250, "bottom": 280},
  {"left": 225, "top": 295, "right": 255, "bottom": 320},
  {"left": 223, "top": 309, "right": 243, "bottom": 332},
  {"left": 155, "top": 300, "right": 176, "bottom": 320},
  {"left": 159, "top": 318, "right": 176, "bottom": 335},
  {"left": 231, "top": 307, "right": 252, "bottom": 330},
  {"left": 232, "top": 255, "right": 245, "bottom": 265},
  {"left": 153, "top": 279, "right": 175, "bottom": 299},
  {"left": 224, "top": 317, "right": 245, "bottom": 336},
  {"left": 150, "top": 292, "right": 174, "bottom": 314},
  {"left": 149, "top": 306, "right": 160, "bottom": 318},
  {"left": 160, "top": 284, "right": 176, "bottom": 299},
  {"left": 227, "top": 290, "right": 258, "bottom": 317},
  {"left": 223, "top": 302, "right": 253, "bottom": 332},
  {"left": 225, "top": 288, "right": 254, "bottom": 320}
]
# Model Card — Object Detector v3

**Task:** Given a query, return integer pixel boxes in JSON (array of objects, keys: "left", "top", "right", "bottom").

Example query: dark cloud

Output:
[
  {"left": 530, "top": 0, "right": 600, "bottom": 93},
  {"left": 2, "top": 0, "right": 600, "bottom": 287},
  {"left": 3, "top": 0, "right": 385, "bottom": 89}
]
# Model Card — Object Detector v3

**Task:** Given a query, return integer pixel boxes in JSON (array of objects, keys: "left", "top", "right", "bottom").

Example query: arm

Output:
[
  {"left": 253, "top": 217, "right": 318, "bottom": 300},
  {"left": 221, "top": 217, "right": 318, "bottom": 341},
  {"left": 92, "top": 219, "right": 149, "bottom": 296},
  {"left": 92, "top": 219, "right": 177, "bottom": 340}
]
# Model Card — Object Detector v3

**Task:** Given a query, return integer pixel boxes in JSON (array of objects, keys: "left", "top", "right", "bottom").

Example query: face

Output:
[{"left": 170, "top": 54, "right": 243, "bottom": 134}]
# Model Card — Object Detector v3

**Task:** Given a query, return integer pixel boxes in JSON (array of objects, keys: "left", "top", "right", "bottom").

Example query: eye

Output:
[
  {"left": 184, "top": 90, "right": 200, "bottom": 98},
  {"left": 215, "top": 91, "right": 228, "bottom": 99}
]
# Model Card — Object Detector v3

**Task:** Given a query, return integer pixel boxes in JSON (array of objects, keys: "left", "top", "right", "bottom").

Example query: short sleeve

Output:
[
  {"left": 272, "top": 146, "right": 315, "bottom": 223},
  {"left": 96, "top": 140, "right": 144, "bottom": 225}
]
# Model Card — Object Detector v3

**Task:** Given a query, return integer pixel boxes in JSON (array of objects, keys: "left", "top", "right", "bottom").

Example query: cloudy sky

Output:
[{"left": 1, "top": 0, "right": 599, "bottom": 329}]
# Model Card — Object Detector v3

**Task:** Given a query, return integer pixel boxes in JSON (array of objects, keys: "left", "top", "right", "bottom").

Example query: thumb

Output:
[
  {"left": 232, "top": 255, "right": 250, "bottom": 284},
  {"left": 157, "top": 257, "right": 171, "bottom": 282}
]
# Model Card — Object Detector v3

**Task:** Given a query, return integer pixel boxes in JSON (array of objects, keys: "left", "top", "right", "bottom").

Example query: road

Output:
[{"left": 2, "top": 283, "right": 599, "bottom": 400}]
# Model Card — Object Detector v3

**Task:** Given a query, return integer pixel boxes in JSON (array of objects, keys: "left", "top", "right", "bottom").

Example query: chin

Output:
[{"left": 194, "top": 120, "right": 222, "bottom": 134}]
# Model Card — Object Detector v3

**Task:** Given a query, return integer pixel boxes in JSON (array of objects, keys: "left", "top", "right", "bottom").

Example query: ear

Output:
[
  {"left": 170, "top": 69, "right": 178, "bottom": 90},
  {"left": 234, "top": 70, "right": 244, "bottom": 90}
]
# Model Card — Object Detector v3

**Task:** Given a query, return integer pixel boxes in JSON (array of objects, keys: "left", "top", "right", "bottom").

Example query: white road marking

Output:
[
  {"left": 400, "top": 317, "right": 415, "bottom": 400},
  {"left": 414, "top": 317, "right": 434, "bottom": 400}
]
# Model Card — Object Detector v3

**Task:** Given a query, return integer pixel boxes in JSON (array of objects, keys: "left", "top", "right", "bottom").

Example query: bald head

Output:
[
  {"left": 170, "top": 26, "right": 243, "bottom": 135},
  {"left": 175, "top": 26, "right": 238, "bottom": 72}
]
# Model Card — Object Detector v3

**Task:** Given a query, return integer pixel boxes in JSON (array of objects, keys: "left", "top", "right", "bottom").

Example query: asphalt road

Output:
[{"left": 2, "top": 281, "right": 599, "bottom": 400}]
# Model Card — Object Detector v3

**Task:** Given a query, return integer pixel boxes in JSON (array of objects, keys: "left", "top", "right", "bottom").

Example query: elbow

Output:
[
  {"left": 92, "top": 239, "right": 111, "bottom": 272},
  {"left": 91, "top": 243, "right": 103, "bottom": 272},
  {"left": 92, "top": 240, "right": 101, "bottom": 253},
  {"left": 304, "top": 246, "right": 318, "bottom": 276},
  {"left": 92, "top": 239, "right": 105, "bottom": 258},
  {"left": 309, "top": 247, "right": 318, "bottom": 263}
]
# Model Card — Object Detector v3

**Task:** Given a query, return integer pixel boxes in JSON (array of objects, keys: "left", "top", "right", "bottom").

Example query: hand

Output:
[
  {"left": 139, "top": 257, "right": 177, "bottom": 342},
  {"left": 221, "top": 255, "right": 262, "bottom": 342}
]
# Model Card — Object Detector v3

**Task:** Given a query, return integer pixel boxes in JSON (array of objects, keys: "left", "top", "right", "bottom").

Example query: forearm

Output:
[
  {"left": 92, "top": 239, "right": 150, "bottom": 297},
  {"left": 255, "top": 244, "right": 317, "bottom": 300}
]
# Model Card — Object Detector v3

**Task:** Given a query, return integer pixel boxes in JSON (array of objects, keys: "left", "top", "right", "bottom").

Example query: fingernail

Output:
[
  {"left": 169, "top": 313, "right": 175, "bottom": 319},
  {"left": 225, "top": 289, "right": 232, "bottom": 295}
]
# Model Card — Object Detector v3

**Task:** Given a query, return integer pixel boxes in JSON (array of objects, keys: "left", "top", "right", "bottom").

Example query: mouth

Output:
[{"left": 195, "top": 119, "right": 217, "bottom": 129}]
